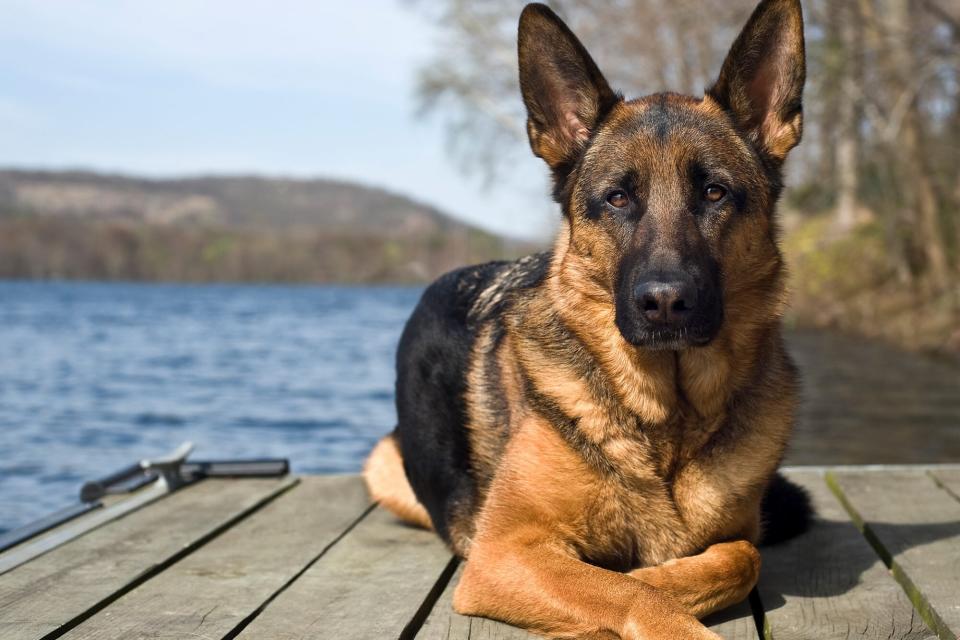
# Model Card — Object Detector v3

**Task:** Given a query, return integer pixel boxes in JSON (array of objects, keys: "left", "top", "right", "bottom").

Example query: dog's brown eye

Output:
[
  {"left": 606, "top": 190, "right": 629, "bottom": 208},
  {"left": 704, "top": 184, "right": 727, "bottom": 203}
]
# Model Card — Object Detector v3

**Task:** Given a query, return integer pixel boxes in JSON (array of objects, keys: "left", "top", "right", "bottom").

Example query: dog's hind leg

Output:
[
  {"left": 629, "top": 540, "right": 761, "bottom": 619},
  {"left": 362, "top": 432, "right": 433, "bottom": 530}
]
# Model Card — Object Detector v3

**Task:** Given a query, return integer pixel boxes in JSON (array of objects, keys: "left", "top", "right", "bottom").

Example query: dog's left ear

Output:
[
  {"left": 518, "top": 3, "right": 619, "bottom": 172},
  {"left": 708, "top": 0, "right": 805, "bottom": 162}
]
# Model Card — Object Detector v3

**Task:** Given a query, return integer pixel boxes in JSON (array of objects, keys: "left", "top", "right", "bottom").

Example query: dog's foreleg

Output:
[
  {"left": 453, "top": 536, "right": 722, "bottom": 640},
  {"left": 629, "top": 540, "right": 761, "bottom": 619}
]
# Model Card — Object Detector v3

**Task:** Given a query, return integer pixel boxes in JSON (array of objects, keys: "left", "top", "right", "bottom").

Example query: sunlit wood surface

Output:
[{"left": 1, "top": 468, "right": 958, "bottom": 639}]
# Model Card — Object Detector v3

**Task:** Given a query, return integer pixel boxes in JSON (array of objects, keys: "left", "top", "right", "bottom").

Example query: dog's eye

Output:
[
  {"left": 704, "top": 184, "right": 727, "bottom": 203},
  {"left": 606, "top": 190, "right": 630, "bottom": 208}
]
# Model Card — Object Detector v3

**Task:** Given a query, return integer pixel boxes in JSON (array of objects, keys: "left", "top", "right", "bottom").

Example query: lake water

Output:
[
  {"left": 2, "top": 281, "right": 959, "bottom": 533},
  {"left": 0, "top": 281, "right": 419, "bottom": 531}
]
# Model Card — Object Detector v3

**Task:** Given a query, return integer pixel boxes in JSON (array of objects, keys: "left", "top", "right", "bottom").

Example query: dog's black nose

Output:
[{"left": 635, "top": 279, "right": 697, "bottom": 326}]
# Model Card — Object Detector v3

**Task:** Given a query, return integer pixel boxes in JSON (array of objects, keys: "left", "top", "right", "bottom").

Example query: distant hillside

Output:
[{"left": 0, "top": 170, "right": 535, "bottom": 283}]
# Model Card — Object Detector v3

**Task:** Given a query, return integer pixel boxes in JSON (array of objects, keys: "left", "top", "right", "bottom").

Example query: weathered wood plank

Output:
[
  {"left": 60, "top": 475, "right": 371, "bottom": 640},
  {"left": 758, "top": 470, "right": 935, "bottom": 640},
  {"left": 829, "top": 469, "right": 960, "bottom": 640},
  {"left": 0, "top": 477, "right": 295, "bottom": 640},
  {"left": 702, "top": 598, "right": 760, "bottom": 640},
  {"left": 418, "top": 565, "right": 759, "bottom": 640},
  {"left": 235, "top": 505, "right": 455, "bottom": 640}
]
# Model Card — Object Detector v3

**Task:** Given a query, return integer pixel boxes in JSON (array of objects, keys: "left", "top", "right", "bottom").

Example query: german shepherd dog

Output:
[{"left": 365, "top": 0, "right": 808, "bottom": 637}]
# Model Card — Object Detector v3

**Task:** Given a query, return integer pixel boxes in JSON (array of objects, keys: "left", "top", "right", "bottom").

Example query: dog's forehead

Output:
[{"left": 588, "top": 93, "right": 753, "bottom": 171}]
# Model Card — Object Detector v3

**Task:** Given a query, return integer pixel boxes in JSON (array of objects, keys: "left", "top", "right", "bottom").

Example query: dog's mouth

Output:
[{"left": 618, "top": 325, "right": 718, "bottom": 350}]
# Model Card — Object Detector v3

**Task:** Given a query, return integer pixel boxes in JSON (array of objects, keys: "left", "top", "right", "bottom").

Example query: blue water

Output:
[{"left": 0, "top": 281, "right": 422, "bottom": 532}]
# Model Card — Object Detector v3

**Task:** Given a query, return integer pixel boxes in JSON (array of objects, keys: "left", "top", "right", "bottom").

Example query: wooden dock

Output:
[{"left": 1, "top": 466, "right": 958, "bottom": 640}]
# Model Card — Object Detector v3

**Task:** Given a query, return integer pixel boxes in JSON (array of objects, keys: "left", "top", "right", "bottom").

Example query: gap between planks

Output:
[
  {"left": 232, "top": 505, "right": 457, "bottom": 640},
  {"left": 222, "top": 499, "right": 380, "bottom": 640}
]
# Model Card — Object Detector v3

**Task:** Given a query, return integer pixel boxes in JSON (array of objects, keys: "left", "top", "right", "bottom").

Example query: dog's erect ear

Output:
[
  {"left": 518, "top": 3, "right": 619, "bottom": 171},
  {"left": 708, "top": 0, "right": 805, "bottom": 162}
]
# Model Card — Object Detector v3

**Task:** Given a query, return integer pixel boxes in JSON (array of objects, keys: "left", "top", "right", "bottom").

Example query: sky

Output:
[{"left": 0, "top": 1, "right": 555, "bottom": 240}]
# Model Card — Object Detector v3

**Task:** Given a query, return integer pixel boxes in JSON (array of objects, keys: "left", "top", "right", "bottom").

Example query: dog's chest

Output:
[
  {"left": 579, "top": 417, "right": 735, "bottom": 568},
  {"left": 597, "top": 404, "right": 726, "bottom": 478},
  {"left": 579, "top": 468, "right": 699, "bottom": 569}
]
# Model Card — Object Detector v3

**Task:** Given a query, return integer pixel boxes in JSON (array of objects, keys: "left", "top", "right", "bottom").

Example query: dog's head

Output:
[{"left": 519, "top": 0, "right": 804, "bottom": 350}]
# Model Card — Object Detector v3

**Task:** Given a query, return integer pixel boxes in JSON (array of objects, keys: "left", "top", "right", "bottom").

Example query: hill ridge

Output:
[{"left": 0, "top": 169, "right": 534, "bottom": 283}]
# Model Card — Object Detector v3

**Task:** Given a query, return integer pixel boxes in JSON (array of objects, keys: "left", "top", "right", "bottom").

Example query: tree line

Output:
[{"left": 0, "top": 217, "right": 518, "bottom": 284}]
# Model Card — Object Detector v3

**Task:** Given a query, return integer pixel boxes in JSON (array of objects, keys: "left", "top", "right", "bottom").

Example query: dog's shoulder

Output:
[
  {"left": 411, "top": 251, "right": 551, "bottom": 331},
  {"left": 464, "top": 251, "right": 552, "bottom": 325}
]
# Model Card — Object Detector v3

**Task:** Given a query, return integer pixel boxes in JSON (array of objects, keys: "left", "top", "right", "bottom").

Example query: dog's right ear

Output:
[
  {"left": 707, "top": 0, "right": 805, "bottom": 163},
  {"left": 518, "top": 3, "right": 619, "bottom": 172}
]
